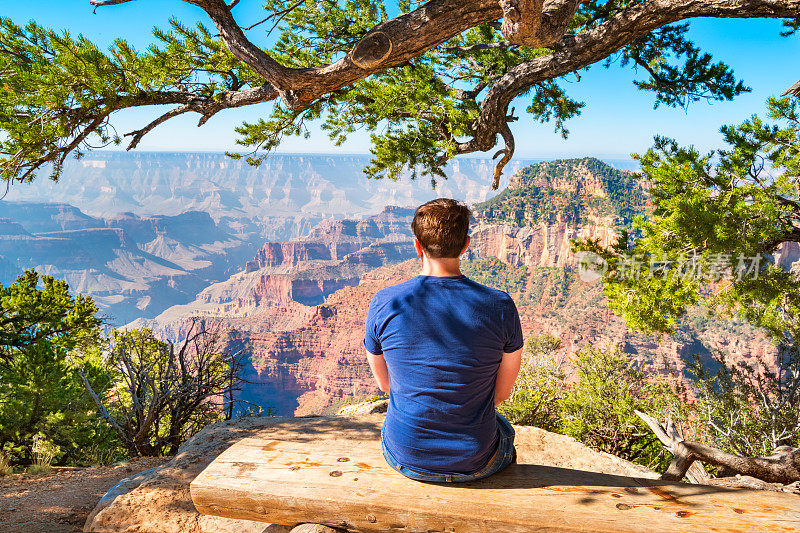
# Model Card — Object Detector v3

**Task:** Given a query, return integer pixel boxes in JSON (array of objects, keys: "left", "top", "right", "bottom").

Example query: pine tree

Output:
[{"left": 0, "top": 270, "right": 104, "bottom": 464}]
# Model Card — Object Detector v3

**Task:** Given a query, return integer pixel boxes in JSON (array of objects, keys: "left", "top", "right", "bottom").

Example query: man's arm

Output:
[
  {"left": 494, "top": 348, "right": 523, "bottom": 406},
  {"left": 366, "top": 350, "right": 390, "bottom": 393}
]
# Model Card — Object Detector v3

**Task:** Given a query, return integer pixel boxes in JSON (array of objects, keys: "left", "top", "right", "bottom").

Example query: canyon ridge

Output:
[{"left": 133, "top": 158, "right": 800, "bottom": 416}]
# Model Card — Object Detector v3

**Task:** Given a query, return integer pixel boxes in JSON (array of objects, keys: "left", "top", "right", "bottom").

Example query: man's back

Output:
[{"left": 365, "top": 274, "right": 523, "bottom": 474}]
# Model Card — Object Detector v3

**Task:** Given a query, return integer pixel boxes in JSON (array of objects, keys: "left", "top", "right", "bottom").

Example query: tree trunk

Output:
[
  {"left": 663, "top": 442, "right": 800, "bottom": 485},
  {"left": 636, "top": 410, "right": 800, "bottom": 485}
]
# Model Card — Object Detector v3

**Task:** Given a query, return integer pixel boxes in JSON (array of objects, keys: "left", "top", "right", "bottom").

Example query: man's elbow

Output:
[
  {"left": 494, "top": 390, "right": 511, "bottom": 406},
  {"left": 375, "top": 375, "right": 390, "bottom": 393}
]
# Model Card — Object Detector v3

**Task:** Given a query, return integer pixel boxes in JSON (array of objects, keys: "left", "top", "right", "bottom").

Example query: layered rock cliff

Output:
[
  {"left": 131, "top": 207, "right": 418, "bottom": 331},
  {"left": 473, "top": 157, "right": 648, "bottom": 228},
  {"left": 0, "top": 203, "right": 263, "bottom": 324},
  {"left": 467, "top": 157, "right": 641, "bottom": 269},
  {"left": 4, "top": 152, "right": 534, "bottom": 238},
  {"left": 134, "top": 158, "right": 794, "bottom": 417},
  {"left": 467, "top": 221, "right": 619, "bottom": 268}
]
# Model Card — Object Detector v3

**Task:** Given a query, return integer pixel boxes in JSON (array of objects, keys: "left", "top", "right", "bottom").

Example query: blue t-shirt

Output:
[{"left": 364, "top": 274, "right": 524, "bottom": 474}]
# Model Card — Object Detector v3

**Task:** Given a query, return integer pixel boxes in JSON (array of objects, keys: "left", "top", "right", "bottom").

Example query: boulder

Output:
[{"left": 335, "top": 399, "right": 388, "bottom": 416}]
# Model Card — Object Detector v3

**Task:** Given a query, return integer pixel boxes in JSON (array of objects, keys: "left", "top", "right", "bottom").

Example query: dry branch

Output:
[
  {"left": 90, "top": 0, "right": 135, "bottom": 6},
  {"left": 634, "top": 410, "right": 709, "bottom": 484},
  {"left": 463, "top": 0, "right": 800, "bottom": 159},
  {"left": 663, "top": 442, "right": 800, "bottom": 484},
  {"left": 784, "top": 79, "right": 800, "bottom": 97},
  {"left": 636, "top": 410, "right": 800, "bottom": 485}
]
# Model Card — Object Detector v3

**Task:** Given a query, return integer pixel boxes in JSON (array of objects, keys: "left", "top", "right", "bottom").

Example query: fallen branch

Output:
[
  {"left": 663, "top": 442, "right": 800, "bottom": 484},
  {"left": 634, "top": 410, "right": 709, "bottom": 484}
]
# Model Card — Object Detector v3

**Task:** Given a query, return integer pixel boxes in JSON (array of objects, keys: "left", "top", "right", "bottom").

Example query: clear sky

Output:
[{"left": 4, "top": 1, "right": 800, "bottom": 160}]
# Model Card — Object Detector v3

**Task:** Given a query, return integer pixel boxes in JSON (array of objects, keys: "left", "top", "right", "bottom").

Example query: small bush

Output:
[
  {"left": 499, "top": 334, "right": 565, "bottom": 431},
  {"left": 31, "top": 434, "right": 59, "bottom": 473},
  {"left": 26, "top": 463, "right": 52, "bottom": 476},
  {"left": 0, "top": 452, "right": 11, "bottom": 476},
  {"left": 501, "top": 341, "right": 686, "bottom": 471},
  {"left": 559, "top": 345, "right": 683, "bottom": 470},
  {"left": 689, "top": 345, "right": 800, "bottom": 457},
  {"left": 77, "top": 443, "right": 126, "bottom": 467}
]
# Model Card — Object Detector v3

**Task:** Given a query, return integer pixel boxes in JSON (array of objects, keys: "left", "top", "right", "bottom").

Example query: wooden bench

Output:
[{"left": 190, "top": 436, "right": 800, "bottom": 532}]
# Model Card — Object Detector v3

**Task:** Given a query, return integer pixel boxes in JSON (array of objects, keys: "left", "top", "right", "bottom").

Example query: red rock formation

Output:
[
  {"left": 210, "top": 255, "right": 777, "bottom": 416},
  {"left": 468, "top": 221, "right": 618, "bottom": 268},
  {"left": 219, "top": 261, "right": 420, "bottom": 415},
  {"left": 245, "top": 242, "right": 331, "bottom": 271}
]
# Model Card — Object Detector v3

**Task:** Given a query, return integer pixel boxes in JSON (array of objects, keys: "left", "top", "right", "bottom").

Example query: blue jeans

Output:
[{"left": 381, "top": 413, "right": 516, "bottom": 483}]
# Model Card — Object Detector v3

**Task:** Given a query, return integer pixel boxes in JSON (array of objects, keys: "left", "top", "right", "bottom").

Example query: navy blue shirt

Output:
[{"left": 364, "top": 274, "right": 524, "bottom": 474}]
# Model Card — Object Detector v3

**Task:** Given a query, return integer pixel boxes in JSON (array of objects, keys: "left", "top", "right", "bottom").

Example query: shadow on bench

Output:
[{"left": 190, "top": 436, "right": 800, "bottom": 533}]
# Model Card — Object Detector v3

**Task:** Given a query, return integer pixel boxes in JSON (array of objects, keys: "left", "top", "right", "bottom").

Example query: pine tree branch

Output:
[
  {"left": 88, "top": 0, "right": 502, "bottom": 109},
  {"left": 492, "top": 119, "right": 515, "bottom": 190},
  {"left": 458, "top": 0, "right": 800, "bottom": 158},
  {"left": 5, "top": 83, "right": 278, "bottom": 182},
  {"left": 68, "top": 0, "right": 800, "bottom": 180},
  {"left": 124, "top": 105, "right": 191, "bottom": 150}
]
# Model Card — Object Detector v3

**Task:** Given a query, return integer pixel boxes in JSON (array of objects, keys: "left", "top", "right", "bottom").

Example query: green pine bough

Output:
[
  {"left": 573, "top": 97, "right": 800, "bottom": 484},
  {"left": 2, "top": 0, "right": 799, "bottom": 185}
]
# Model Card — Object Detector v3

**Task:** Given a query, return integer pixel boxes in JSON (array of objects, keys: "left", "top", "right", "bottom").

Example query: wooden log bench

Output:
[{"left": 190, "top": 435, "right": 800, "bottom": 532}]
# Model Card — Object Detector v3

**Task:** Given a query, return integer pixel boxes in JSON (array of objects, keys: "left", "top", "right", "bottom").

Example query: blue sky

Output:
[{"left": 4, "top": 1, "right": 800, "bottom": 160}]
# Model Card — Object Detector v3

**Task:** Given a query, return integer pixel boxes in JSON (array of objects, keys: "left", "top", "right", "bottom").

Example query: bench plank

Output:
[{"left": 191, "top": 437, "right": 800, "bottom": 532}]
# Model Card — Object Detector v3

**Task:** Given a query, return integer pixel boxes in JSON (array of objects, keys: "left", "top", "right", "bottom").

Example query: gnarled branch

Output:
[
  {"left": 78, "top": 0, "right": 800, "bottom": 181},
  {"left": 458, "top": 0, "right": 800, "bottom": 159},
  {"left": 492, "top": 117, "right": 516, "bottom": 189},
  {"left": 634, "top": 410, "right": 710, "bottom": 484},
  {"left": 501, "top": 0, "right": 583, "bottom": 48},
  {"left": 95, "top": 0, "right": 506, "bottom": 109},
  {"left": 784, "top": 78, "right": 800, "bottom": 97},
  {"left": 663, "top": 441, "right": 800, "bottom": 485}
]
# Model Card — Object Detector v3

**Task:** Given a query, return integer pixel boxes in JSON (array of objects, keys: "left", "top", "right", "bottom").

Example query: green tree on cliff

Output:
[
  {"left": 0, "top": 269, "right": 106, "bottom": 464},
  {"left": 577, "top": 96, "right": 800, "bottom": 344},
  {"left": 575, "top": 96, "right": 800, "bottom": 457},
  {"left": 2, "top": 0, "right": 799, "bottom": 186}
]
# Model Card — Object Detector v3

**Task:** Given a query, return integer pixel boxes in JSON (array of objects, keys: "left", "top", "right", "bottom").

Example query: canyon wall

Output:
[
  {"left": 3, "top": 152, "right": 534, "bottom": 231},
  {"left": 139, "top": 159, "right": 793, "bottom": 417},
  {"left": 132, "top": 206, "right": 418, "bottom": 328},
  {"left": 468, "top": 222, "right": 618, "bottom": 268},
  {"left": 0, "top": 204, "right": 262, "bottom": 324}
]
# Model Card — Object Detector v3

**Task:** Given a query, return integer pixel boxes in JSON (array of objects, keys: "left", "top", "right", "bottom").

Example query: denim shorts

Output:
[{"left": 381, "top": 413, "right": 516, "bottom": 483}]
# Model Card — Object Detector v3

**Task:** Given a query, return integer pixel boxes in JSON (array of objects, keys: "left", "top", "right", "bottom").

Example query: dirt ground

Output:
[{"left": 0, "top": 457, "right": 168, "bottom": 533}]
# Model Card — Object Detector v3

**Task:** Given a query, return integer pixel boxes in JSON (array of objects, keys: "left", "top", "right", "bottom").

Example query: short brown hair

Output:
[{"left": 411, "top": 198, "right": 471, "bottom": 258}]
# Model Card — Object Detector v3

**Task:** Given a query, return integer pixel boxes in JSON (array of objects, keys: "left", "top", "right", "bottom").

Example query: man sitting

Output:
[{"left": 364, "top": 198, "right": 524, "bottom": 482}]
